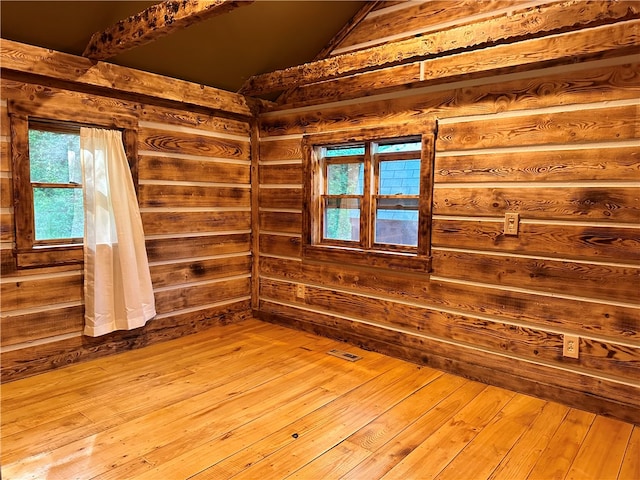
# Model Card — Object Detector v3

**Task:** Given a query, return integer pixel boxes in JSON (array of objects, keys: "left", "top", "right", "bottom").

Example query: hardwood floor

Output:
[{"left": 2, "top": 318, "right": 638, "bottom": 479}]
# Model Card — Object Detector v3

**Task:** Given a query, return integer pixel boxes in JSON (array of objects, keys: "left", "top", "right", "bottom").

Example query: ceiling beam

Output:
[
  {"left": 83, "top": 0, "right": 253, "bottom": 61},
  {"left": 240, "top": 0, "right": 640, "bottom": 97},
  {"left": 2, "top": 39, "right": 252, "bottom": 117}
]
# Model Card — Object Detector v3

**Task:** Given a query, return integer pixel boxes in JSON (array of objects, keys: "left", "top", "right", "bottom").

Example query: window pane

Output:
[
  {"left": 327, "top": 162, "right": 364, "bottom": 195},
  {"left": 377, "top": 141, "right": 421, "bottom": 153},
  {"left": 29, "top": 129, "right": 81, "bottom": 184},
  {"left": 375, "top": 197, "right": 418, "bottom": 246},
  {"left": 33, "top": 188, "right": 84, "bottom": 241},
  {"left": 324, "top": 197, "right": 360, "bottom": 241},
  {"left": 379, "top": 159, "right": 420, "bottom": 195},
  {"left": 325, "top": 145, "right": 365, "bottom": 157}
]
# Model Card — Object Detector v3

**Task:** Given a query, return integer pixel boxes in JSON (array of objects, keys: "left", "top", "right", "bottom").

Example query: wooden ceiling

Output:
[{"left": 0, "top": 0, "right": 365, "bottom": 94}]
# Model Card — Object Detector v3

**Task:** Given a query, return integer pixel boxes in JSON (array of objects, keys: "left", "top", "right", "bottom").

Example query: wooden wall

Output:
[
  {"left": 255, "top": 1, "right": 640, "bottom": 423},
  {"left": 0, "top": 47, "right": 253, "bottom": 381}
]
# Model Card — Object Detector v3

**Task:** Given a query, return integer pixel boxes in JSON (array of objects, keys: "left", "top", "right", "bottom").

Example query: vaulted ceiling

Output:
[{"left": 0, "top": 1, "right": 365, "bottom": 93}]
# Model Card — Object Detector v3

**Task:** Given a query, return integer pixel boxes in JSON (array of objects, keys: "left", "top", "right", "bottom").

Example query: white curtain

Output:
[{"left": 81, "top": 128, "right": 156, "bottom": 337}]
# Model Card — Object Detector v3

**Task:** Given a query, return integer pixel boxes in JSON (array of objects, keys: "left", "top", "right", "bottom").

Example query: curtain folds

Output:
[{"left": 81, "top": 128, "right": 156, "bottom": 337}]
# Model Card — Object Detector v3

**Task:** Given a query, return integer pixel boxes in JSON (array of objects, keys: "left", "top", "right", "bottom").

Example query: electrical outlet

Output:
[
  {"left": 295, "top": 284, "right": 305, "bottom": 299},
  {"left": 563, "top": 335, "right": 579, "bottom": 359},
  {"left": 504, "top": 212, "right": 519, "bottom": 236}
]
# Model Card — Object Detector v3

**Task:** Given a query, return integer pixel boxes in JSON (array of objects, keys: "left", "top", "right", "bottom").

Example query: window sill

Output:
[
  {"left": 16, "top": 245, "right": 83, "bottom": 269},
  {"left": 303, "top": 244, "right": 431, "bottom": 273}
]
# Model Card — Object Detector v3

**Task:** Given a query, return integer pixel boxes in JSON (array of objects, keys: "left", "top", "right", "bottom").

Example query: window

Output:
[
  {"left": 28, "top": 121, "right": 84, "bottom": 246},
  {"left": 302, "top": 121, "right": 437, "bottom": 272},
  {"left": 9, "top": 103, "right": 137, "bottom": 268}
]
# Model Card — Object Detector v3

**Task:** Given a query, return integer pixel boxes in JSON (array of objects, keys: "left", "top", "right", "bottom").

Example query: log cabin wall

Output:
[
  {"left": 0, "top": 42, "right": 253, "bottom": 381},
  {"left": 255, "top": 1, "right": 640, "bottom": 423}
]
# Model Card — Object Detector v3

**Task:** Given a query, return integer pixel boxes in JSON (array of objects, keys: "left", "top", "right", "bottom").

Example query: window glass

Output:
[
  {"left": 324, "top": 197, "right": 360, "bottom": 241},
  {"left": 325, "top": 145, "right": 365, "bottom": 157},
  {"left": 377, "top": 141, "right": 421, "bottom": 153},
  {"left": 379, "top": 159, "right": 420, "bottom": 195},
  {"left": 327, "top": 162, "right": 364, "bottom": 195},
  {"left": 33, "top": 188, "right": 84, "bottom": 241},
  {"left": 375, "top": 197, "right": 419, "bottom": 246},
  {"left": 29, "top": 129, "right": 81, "bottom": 183},
  {"left": 28, "top": 125, "right": 83, "bottom": 242}
]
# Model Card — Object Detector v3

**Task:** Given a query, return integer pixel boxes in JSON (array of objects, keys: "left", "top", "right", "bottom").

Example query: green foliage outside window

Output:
[{"left": 28, "top": 128, "right": 83, "bottom": 241}]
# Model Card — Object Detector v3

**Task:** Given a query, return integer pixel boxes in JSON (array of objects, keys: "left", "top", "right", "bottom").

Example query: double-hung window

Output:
[
  {"left": 302, "top": 121, "right": 437, "bottom": 272},
  {"left": 9, "top": 101, "right": 137, "bottom": 268}
]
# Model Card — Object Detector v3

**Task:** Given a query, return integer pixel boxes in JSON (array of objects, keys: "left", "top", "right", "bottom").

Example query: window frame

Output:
[
  {"left": 302, "top": 120, "right": 437, "bottom": 273},
  {"left": 9, "top": 101, "right": 138, "bottom": 268}
]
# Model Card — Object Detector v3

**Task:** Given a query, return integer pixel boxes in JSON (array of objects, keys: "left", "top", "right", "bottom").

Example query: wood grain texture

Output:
[
  {"left": 261, "top": 61, "right": 640, "bottom": 134},
  {"left": 1, "top": 305, "right": 84, "bottom": 347},
  {"left": 341, "top": 1, "right": 523, "bottom": 49},
  {"left": 259, "top": 211, "right": 301, "bottom": 234},
  {"left": 150, "top": 255, "right": 250, "bottom": 289},
  {"left": 435, "top": 145, "right": 640, "bottom": 182},
  {"left": 260, "top": 278, "right": 639, "bottom": 379},
  {"left": 4, "top": 320, "right": 635, "bottom": 477},
  {"left": 145, "top": 233, "right": 251, "bottom": 262},
  {"left": 431, "top": 249, "right": 640, "bottom": 304},
  {"left": 259, "top": 163, "right": 302, "bottom": 184},
  {"left": 0, "top": 303, "right": 250, "bottom": 382},
  {"left": 258, "top": 187, "right": 302, "bottom": 210},
  {"left": 257, "top": 307, "right": 640, "bottom": 424},
  {"left": 154, "top": 277, "right": 250, "bottom": 314},
  {"left": 433, "top": 186, "right": 640, "bottom": 222},
  {"left": 83, "top": 0, "right": 253, "bottom": 60},
  {"left": 242, "top": 0, "right": 640, "bottom": 95},
  {"left": 438, "top": 104, "right": 640, "bottom": 151},
  {"left": 139, "top": 155, "right": 250, "bottom": 184},
  {"left": 141, "top": 210, "right": 250, "bottom": 236},
  {"left": 432, "top": 219, "right": 640, "bottom": 263},
  {"left": 259, "top": 257, "right": 638, "bottom": 341},
  {"left": 139, "top": 127, "right": 249, "bottom": 160},
  {"left": 1, "top": 39, "right": 251, "bottom": 116},
  {"left": 286, "top": 20, "right": 640, "bottom": 106},
  {"left": 1, "top": 273, "right": 82, "bottom": 311},
  {"left": 139, "top": 184, "right": 250, "bottom": 208}
]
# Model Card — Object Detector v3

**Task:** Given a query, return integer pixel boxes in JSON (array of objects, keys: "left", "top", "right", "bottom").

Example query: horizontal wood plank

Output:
[
  {"left": 258, "top": 187, "right": 302, "bottom": 210},
  {"left": 438, "top": 104, "right": 639, "bottom": 151},
  {"left": 286, "top": 20, "right": 640, "bottom": 106},
  {"left": 139, "top": 156, "right": 250, "bottom": 184},
  {"left": 1, "top": 273, "right": 82, "bottom": 311},
  {"left": 150, "top": 255, "right": 251, "bottom": 288},
  {"left": 146, "top": 234, "right": 251, "bottom": 262},
  {"left": 259, "top": 256, "right": 639, "bottom": 341},
  {"left": 0, "top": 39, "right": 251, "bottom": 116},
  {"left": 243, "top": 0, "right": 640, "bottom": 95},
  {"left": 431, "top": 249, "right": 640, "bottom": 304},
  {"left": 259, "top": 211, "right": 302, "bottom": 234},
  {"left": 434, "top": 145, "right": 640, "bottom": 182},
  {"left": 139, "top": 128, "right": 249, "bottom": 160},
  {"left": 139, "top": 184, "right": 250, "bottom": 208},
  {"left": 141, "top": 210, "right": 250, "bottom": 235},
  {"left": 259, "top": 138, "right": 303, "bottom": 161},
  {"left": 1, "top": 305, "right": 84, "bottom": 347},
  {"left": 257, "top": 306, "right": 640, "bottom": 423},
  {"left": 432, "top": 219, "right": 640, "bottom": 263},
  {"left": 261, "top": 61, "right": 640, "bottom": 135},
  {"left": 433, "top": 186, "right": 640, "bottom": 222},
  {"left": 154, "top": 277, "right": 250, "bottom": 314},
  {"left": 259, "top": 163, "right": 302, "bottom": 185}
]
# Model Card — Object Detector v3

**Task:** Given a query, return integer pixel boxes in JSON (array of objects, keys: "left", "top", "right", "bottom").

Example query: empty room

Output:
[{"left": 0, "top": 1, "right": 638, "bottom": 478}]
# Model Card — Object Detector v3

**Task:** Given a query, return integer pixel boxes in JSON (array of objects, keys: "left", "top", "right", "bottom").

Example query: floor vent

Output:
[{"left": 327, "top": 349, "right": 362, "bottom": 362}]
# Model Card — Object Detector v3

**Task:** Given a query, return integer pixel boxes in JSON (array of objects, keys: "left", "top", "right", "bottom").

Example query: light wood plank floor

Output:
[{"left": 2, "top": 318, "right": 638, "bottom": 480}]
